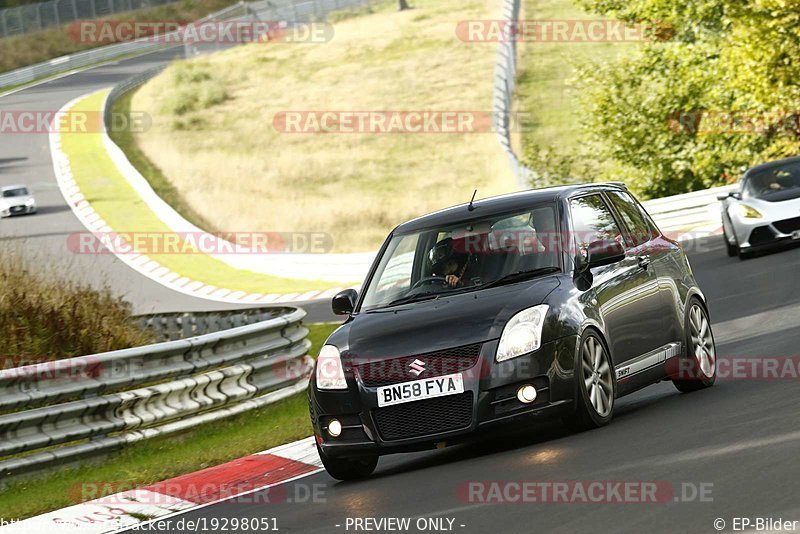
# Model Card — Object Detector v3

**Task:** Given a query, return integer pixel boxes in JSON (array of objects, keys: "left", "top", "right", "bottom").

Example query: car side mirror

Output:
[
  {"left": 580, "top": 240, "right": 625, "bottom": 271},
  {"left": 332, "top": 289, "right": 358, "bottom": 315}
]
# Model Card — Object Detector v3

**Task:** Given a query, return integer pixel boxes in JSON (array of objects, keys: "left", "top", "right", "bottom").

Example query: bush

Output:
[
  {"left": 572, "top": 0, "right": 800, "bottom": 199},
  {"left": 0, "top": 249, "right": 152, "bottom": 365},
  {"left": 159, "top": 60, "right": 227, "bottom": 122}
]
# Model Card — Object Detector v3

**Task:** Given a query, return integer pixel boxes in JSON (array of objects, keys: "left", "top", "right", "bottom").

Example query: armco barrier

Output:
[
  {"left": 493, "top": 0, "right": 534, "bottom": 188},
  {"left": 0, "top": 1, "right": 247, "bottom": 90},
  {"left": 0, "top": 306, "right": 312, "bottom": 480},
  {"left": 642, "top": 183, "right": 735, "bottom": 232},
  {"left": 0, "top": 0, "right": 373, "bottom": 90}
]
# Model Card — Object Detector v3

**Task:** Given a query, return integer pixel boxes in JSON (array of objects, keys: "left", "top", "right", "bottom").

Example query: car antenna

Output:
[{"left": 467, "top": 189, "right": 478, "bottom": 211}]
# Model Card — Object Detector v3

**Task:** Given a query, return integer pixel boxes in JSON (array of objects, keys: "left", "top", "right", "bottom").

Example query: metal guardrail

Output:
[
  {"left": 492, "top": 0, "right": 536, "bottom": 188},
  {"left": 0, "top": 0, "right": 373, "bottom": 90},
  {"left": 489, "top": 0, "right": 734, "bottom": 228},
  {"left": 0, "top": 0, "right": 178, "bottom": 39},
  {"left": 0, "top": 306, "right": 312, "bottom": 480},
  {"left": 0, "top": 0, "right": 248, "bottom": 89},
  {"left": 642, "top": 183, "right": 736, "bottom": 231}
]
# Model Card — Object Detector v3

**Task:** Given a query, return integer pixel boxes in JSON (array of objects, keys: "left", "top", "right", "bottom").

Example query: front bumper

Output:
[
  {"left": 736, "top": 218, "right": 800, "bottom": 250},
  {"left": 1, "top": 205, "right": 35, "bottom": 217},
  {"left": 309, "top": 336, "right": 578, "bottom": 458}
]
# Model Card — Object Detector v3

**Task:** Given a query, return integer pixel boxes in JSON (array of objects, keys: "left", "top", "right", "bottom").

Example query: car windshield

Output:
[
  {"left": 360, "top": 203, "right": 561, "bottom": 311},
  {"left": 743, "top": 162, "right": 800, "bottom": 200},
  {"left": 2, "top": 187, "right": 28, "bottom": 198}
]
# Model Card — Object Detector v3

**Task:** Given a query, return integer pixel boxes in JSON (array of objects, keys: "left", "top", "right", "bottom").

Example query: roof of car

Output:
[
  {"left": 0, "top": 184, "right": 28, "bottom": 191},
  {"left": 394, "top": 182, "right": 627, "bottom": 233},
  {"left": 744, "top": 156, "right": 800, "bottom": 178}
]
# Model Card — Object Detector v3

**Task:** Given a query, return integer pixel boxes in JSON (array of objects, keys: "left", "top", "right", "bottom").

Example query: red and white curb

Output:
[
  {"left": 0, "top": 437, "right": 322, "bottom": 534},
  {"left": 50, "top": 92, "right": 361, "bottom": 304}
]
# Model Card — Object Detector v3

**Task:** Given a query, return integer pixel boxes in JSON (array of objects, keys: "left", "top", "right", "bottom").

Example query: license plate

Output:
[
  {"left": 792, "top": 230, "right": 800, "bottom": 240},
  {"left": 377, "top": 373, "right": 464, "bottom": 407}
]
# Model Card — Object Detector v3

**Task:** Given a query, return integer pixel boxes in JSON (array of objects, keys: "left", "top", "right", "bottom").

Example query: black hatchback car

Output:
[{"left": 309, "top": 183, "right": 717, "bottom": 480}]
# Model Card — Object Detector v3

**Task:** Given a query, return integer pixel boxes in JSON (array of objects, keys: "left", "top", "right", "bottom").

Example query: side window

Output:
[
  {"left": 630, "top": 193, "right": 661, "bottom": 240},
  {"left": 372, "top": 234, "right": 418, "bottom": 294},
  {"left": 606, "top": 191, "right": 654, "bottom": 247},
  {"left": 569, "top": 194, "right": 623, "bottom": 250}
]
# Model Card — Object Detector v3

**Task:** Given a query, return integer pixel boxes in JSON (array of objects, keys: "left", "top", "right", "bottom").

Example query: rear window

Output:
[
  {"left": 569, "top": 194, "right": 622, "bottom": 249},
  {"left": 606, "top": 191, "right": 658, "bottom": 247}
]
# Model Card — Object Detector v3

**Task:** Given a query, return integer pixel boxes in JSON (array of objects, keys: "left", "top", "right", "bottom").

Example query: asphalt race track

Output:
[
  {"left": 121, "top": 238, "right": 800, "bottom": 534},
  {"left": 0, "top": 50, "right": 334, "bottom": 321}
]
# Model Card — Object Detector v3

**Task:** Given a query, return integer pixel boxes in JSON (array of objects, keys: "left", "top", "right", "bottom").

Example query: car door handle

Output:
[{"left": 638, "top": 256, "right": 651, "bottom": 270}]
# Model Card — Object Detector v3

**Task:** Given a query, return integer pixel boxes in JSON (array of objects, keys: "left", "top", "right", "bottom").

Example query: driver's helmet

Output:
[{"left": 429, "top": 237, "right": 466, "bottom": 275}]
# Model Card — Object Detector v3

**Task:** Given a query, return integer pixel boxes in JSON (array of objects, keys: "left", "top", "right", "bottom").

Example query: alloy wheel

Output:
[
  {"left": 581, "top": 336, "right": 614, "bottom": 417},
  {"left": 689, "top": 304, "right": 716, "bottom": 378}
]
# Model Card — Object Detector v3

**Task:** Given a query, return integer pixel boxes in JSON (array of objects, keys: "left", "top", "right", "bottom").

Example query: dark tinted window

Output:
[
  {"left": 607, "top": 191, "right": 655, "bottom": 246},
  {"left": 2, "top": 188, "right": 28, "bottom": 198},
  {"left": 744, "top": 161, "right": 800, "bottom": 200},
  {"left": 569, "top": 194, "right": 622, "bottom": 249}
]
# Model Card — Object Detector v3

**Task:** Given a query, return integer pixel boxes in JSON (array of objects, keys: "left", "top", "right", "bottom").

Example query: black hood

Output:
[{"left": 327, "top": 276, "right": 561, "bottom": 364}]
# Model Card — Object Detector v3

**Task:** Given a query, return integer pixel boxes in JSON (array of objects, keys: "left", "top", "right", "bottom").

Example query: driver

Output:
[{"left": 429, "top": 237, "right": 469, "bottom": 288}]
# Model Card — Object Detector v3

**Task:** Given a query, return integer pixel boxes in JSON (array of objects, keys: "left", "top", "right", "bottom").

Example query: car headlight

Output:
[
  {"left": 25, "top": 198, "right": 35, "bottom": 207},
  {"left": 496, "top": 305, "right": 549, "bottom": 362},
  {"left": 734, "top": 204, "right": 762, "bottom": 219},
  {"left": 316, "top": 345, "right": 348, "bottom": 390}
]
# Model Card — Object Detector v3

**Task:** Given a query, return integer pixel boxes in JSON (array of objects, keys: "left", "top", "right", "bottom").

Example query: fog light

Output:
[
  {"left": 327, "top": 419, "right": 342, "bottom": 438},
  {"left": 517, "top": 385, "right": 537, "bottom": 404}
]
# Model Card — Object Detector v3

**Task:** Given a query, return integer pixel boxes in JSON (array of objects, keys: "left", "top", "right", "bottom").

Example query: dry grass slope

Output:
[
  {"left": 0, "top": 246, "right": 152, "bottom": 363},
  {"left": 131, "top": 0, "right": 515, "bottom": 252}
]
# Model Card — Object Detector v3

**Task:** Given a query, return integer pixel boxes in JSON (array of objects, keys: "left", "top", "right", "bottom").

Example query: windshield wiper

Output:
[
  {"left": 379, "top": 292, "right": 440, "bottom": 309},
  {"left": 479, "top": 267, "right": 560, "bottom": 290}
]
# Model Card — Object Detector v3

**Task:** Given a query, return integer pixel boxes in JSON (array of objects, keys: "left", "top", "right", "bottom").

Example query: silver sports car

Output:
[{"left": 719, "top": 156, "right": 800, "bottom": 259}]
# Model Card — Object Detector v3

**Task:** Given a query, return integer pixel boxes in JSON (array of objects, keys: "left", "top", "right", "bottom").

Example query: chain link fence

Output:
[{"left": 0, "top": 0, "right": 177, "bottom": 38}]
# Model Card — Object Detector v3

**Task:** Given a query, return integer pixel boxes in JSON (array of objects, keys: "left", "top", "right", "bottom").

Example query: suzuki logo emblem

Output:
[{"left": 408, "top": 359, "right": 426, "bottom": 376}]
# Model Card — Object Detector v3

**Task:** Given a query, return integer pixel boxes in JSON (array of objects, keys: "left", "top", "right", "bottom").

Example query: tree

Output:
[
  {"left": 571, "top": 0, "right": 800, "bottom": 198},
  {"left": 397, "top": 0, "right": 411, "bottom": 10}
]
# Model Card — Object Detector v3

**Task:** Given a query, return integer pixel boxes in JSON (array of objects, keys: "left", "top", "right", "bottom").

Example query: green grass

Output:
[
  {"left": 515, "top": 0, "right": 636, "bottom": 163},
  {"left": 61, "top": 90, "right": 354, "bottom": 293},
  {"left": 0, "top": 322, "right": 341, "bottom": 521}
]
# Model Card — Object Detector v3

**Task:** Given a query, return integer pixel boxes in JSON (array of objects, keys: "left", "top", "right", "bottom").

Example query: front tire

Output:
[
  {"left": 563, "top": 331, "right": 616, "bottom": 431},
  {"left": 316, "top": 442, "right": 378, "bottom": 481},
  {"left": 723, "top": 226, "right": 739, "bottom": 257},
  {"left": 673, "top": 300, "right": 716, "bottom": 393}
]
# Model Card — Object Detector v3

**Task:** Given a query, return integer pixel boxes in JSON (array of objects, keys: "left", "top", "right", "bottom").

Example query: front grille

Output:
[
  {"left": 773, "top": 216, "right": 800, "bottom": 234},
  {"left": 748, "top": 226, "right": 775, "bottom": 246},
  {"left": 355, "top": 343, "right": 482, "bottom": 388},
  {"left": 372, "top": 392, "right": 473, "bottom": 441},
  {"left": 10, "top": 206, "right": 23, "bottom": 213}
]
